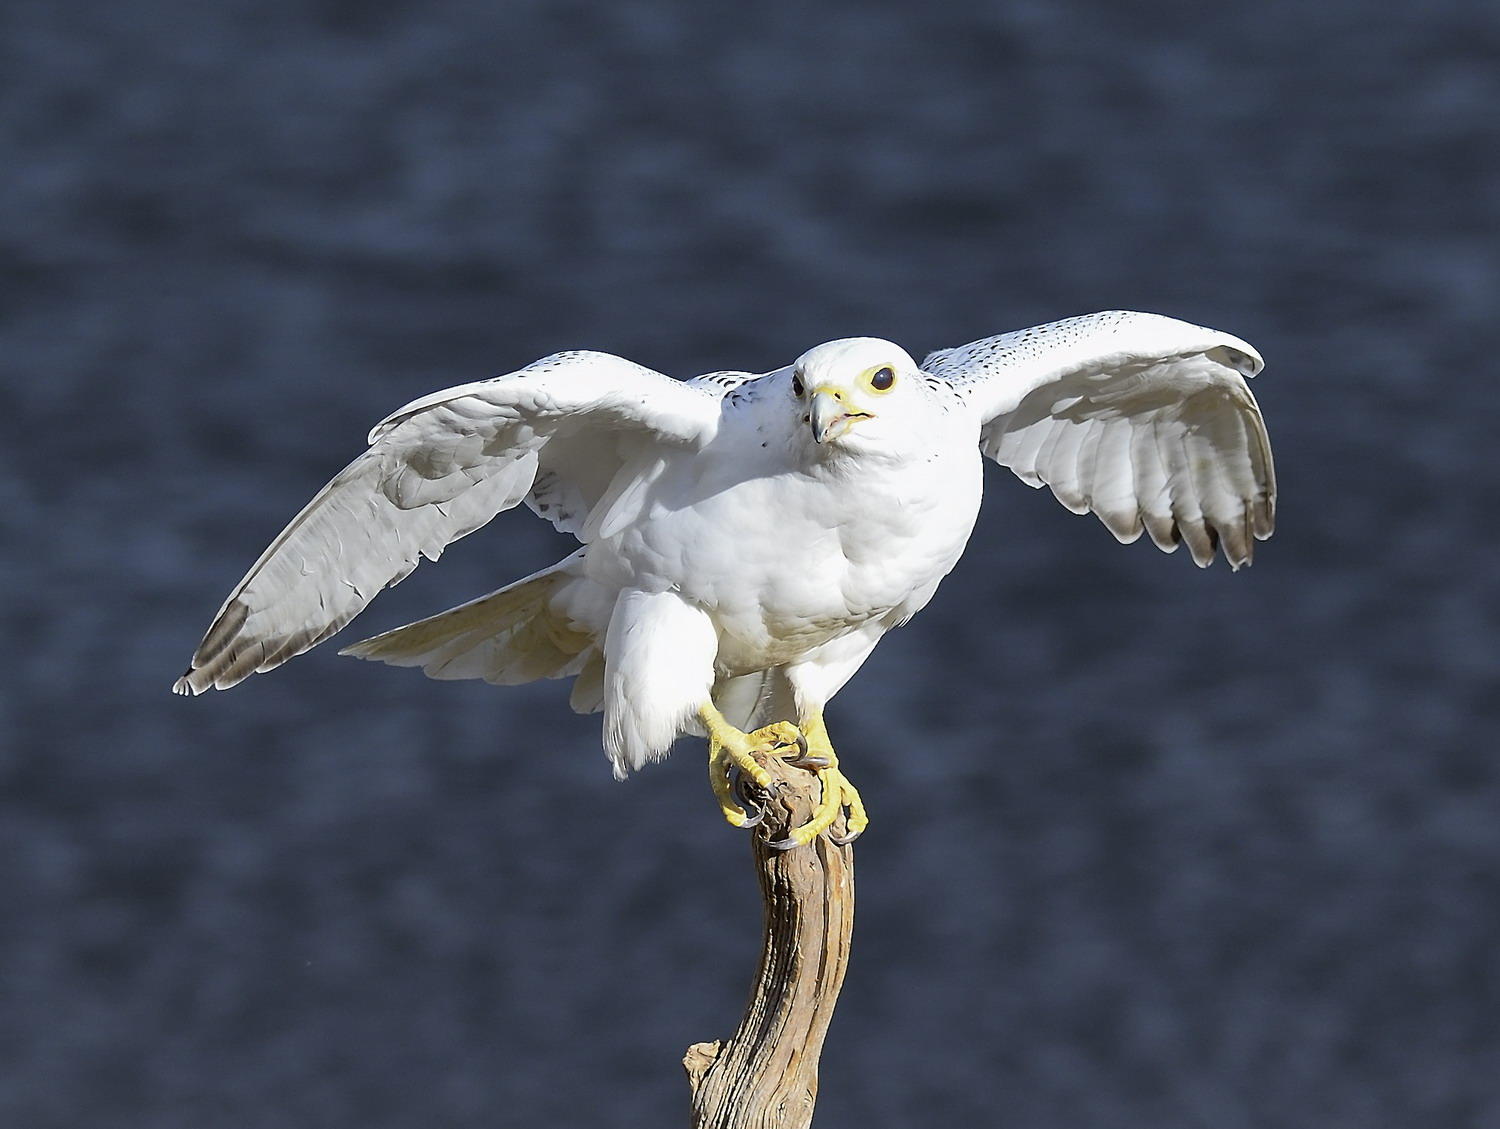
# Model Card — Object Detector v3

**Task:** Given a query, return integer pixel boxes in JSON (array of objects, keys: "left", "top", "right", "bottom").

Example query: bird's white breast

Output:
[{"left": 582, "top": 412, "right": 983, "bottom": 676}]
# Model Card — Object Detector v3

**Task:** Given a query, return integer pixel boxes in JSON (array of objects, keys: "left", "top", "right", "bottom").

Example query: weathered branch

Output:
[{"left": 685, "top": 735, "right": 856, "bottom": 1129}]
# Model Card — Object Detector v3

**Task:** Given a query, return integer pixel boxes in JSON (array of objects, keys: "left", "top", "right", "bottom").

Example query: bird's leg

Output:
[
  {"left": 699, "top": 702, "right": 806, "bottom": 829},
  {"left": 770, "top": 710, "right": 869, "bottom": 849}
]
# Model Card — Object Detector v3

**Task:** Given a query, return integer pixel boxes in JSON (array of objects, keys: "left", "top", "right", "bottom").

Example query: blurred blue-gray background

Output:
[{"left": 4, "top": 1, "right": 1499, "bottom": 1125}]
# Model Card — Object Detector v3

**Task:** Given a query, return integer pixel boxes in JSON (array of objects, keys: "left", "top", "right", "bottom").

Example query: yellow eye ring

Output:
[{"left": 864, "top": 365, "right": 897, "bottom": 393}]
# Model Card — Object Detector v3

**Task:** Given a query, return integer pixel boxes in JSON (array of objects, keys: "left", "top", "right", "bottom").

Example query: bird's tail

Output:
[{"left": 340, "top": 552, "right": 606, "bottom": 713}]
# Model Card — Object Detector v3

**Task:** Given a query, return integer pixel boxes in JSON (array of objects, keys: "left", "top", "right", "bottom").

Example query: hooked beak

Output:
[{"left": 808, "top": 385, "right": 873, "bottom": 444}]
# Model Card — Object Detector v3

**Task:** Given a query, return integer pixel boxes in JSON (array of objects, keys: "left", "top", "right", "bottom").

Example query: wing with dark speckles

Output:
[{"left": 925, "top": 311, "right": 1275, "bottom": 569}]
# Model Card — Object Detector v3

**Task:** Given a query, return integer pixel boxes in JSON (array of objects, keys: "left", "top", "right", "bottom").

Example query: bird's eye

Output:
[
  {"left": 868, "top": 366, "right": 896, "bottom": 392},
  {"left": 791, "top": 372, "right": 804, "bottom": 397}
]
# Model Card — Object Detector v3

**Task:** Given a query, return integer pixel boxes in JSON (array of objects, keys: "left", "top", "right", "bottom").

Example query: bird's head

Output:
[{"left": 788, "top": 338, "right": 923, "bottom": 455}]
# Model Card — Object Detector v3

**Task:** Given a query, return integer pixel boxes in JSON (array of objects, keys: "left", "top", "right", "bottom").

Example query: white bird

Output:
[{"left": 175, "top": 311, "right": 1275, "bottom": 846}]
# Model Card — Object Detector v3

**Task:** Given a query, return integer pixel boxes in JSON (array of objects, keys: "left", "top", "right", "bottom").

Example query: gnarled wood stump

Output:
[{"left": 684, "top": 739, "right": 856, "bottom": 1129}]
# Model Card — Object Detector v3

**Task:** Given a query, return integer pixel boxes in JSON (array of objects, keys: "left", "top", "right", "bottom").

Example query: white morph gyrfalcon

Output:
[{"left": 175, "top": 311, "right": 1275, "bottom": 846}]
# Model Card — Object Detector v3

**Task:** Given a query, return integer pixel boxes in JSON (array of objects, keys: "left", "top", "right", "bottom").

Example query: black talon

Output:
[
  {"left": 727, "top": 765, "right": 765, "bottom": 827},
  {"left": 828, "top": 826, "right": 862, "bottom": 846},
  {"left": 782, "top": 731, "right": 830, "bottom": 769},
  {"left": 785, "top": 753, "right": 831, "bottom": 770},
  {"left": 766, "top": 834, "right": 804, "bottom": 851}
]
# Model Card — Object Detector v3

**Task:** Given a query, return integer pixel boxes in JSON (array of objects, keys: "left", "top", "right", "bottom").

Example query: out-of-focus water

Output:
[{"left": 4, "top": 1, "right": 1499, "bottom": 1125}]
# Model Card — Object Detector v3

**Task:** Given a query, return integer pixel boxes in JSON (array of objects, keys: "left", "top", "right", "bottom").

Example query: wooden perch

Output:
[{"left": 684, "top": 734, "right": 856, "bottom": 1129}]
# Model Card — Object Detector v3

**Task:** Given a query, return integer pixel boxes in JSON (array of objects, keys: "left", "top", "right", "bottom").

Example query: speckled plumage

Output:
[{"left": 175, "top": 311, "right": 1275, "bottom": 777}]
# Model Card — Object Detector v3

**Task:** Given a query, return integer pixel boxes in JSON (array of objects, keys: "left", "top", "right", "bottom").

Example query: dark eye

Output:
[
  {"left": 870, "top": 366, "right": 895, "bottom": 391},
  {"left": 791, "top": 372, "right": 804, "bottom": 397}
]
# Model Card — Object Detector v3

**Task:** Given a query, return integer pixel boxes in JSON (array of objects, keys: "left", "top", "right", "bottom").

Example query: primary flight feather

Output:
[{"left": 175, "top": 311, "right": 1275, "bottom": 846}]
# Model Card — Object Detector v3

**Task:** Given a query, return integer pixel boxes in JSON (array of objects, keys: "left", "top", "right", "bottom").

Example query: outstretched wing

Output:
[
  {"left": 174, "top": 351, "right": 718, "bottom": 694},
  {"left": 925, "top": 311, "right": 1275, "bottom": 569}
]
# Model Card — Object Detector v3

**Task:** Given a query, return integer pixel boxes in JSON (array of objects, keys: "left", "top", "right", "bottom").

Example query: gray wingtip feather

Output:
[{"left": 338, "top": 635, "right": 422, "bottom": 666}]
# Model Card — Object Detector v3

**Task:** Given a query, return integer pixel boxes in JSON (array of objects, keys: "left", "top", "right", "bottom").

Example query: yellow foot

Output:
[
  {"left": 700, "top": 703, "right": 806, "bottom": 829},
  {"left": 768, "top": 712, "right": 869, "bottom": 850}
]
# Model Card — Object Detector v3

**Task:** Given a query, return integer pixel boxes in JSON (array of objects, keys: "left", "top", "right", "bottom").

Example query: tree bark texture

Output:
[{"left": 684, "top": 737, "right": 856, "bottom": 1129}]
